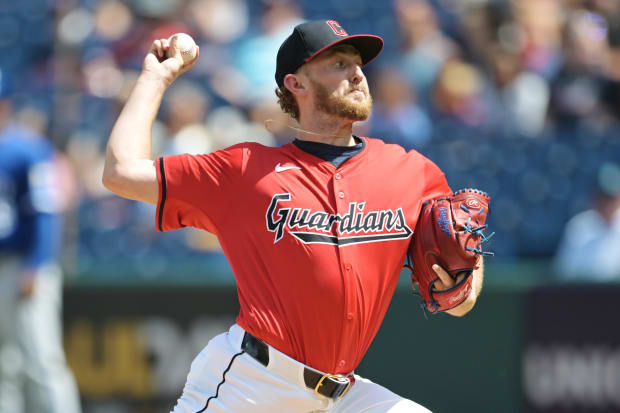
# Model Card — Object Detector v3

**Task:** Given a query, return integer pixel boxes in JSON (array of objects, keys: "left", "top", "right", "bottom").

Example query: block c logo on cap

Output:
[{"left": 327, "top": 20, "right": 348, "bottom": 36}]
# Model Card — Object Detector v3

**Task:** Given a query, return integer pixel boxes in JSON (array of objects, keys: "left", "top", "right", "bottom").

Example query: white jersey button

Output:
[
  {"left": 338, "top": 191, "right": 345, "bottom": 199},
  {"left": 335, "top": 173, "right": 342, "bottom": 180}
]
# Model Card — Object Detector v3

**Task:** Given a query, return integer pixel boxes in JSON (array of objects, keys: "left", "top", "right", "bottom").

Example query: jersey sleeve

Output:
[
  {"left": 155, "top": 143, "right": 246, "bottom": 233},
  {"left": 421, "top": 156, "right": 452, "bottom": 201},
  {"left": 26, "top": 155, "right": 63, "bottom": 270}
]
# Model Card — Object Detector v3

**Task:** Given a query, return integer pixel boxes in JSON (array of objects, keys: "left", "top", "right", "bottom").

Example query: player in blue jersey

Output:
[{"left": 0, "top": 89, "right": 81, "bottom": 412}]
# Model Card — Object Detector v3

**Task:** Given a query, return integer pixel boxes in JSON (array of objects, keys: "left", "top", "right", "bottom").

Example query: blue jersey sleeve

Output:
[
  {"left": 26, "top": 209, "right": 62, "bottom": 269},
  {"left": 24, "top": 154, "right": 64, "bottom": 270},
  {"left": 0, "top": 126, "right": 64, "bottom": 273}
]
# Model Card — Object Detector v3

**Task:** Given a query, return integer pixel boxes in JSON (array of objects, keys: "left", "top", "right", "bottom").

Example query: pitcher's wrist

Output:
[{"left": 136, "top": 71, "right": 171, "bottom": 91}]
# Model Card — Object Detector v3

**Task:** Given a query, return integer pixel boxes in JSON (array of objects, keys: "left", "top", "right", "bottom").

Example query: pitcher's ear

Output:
[{"left": 283, "top": 73, "right": 308, "bottom": 96}]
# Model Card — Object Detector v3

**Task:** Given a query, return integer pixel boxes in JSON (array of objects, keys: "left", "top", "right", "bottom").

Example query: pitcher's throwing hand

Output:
[{"left": 143, "top": 35, "right": 199, "bottom": 87}]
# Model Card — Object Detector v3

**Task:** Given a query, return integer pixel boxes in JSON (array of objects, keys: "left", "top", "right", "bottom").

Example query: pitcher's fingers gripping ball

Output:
[
  {"left": 166, "top": 33, "right": 198, "bottom": 64},
  {"left": 144, "top": 34, "right": 199, "bottom": 86},
  {"left": 407, "top": 188, "right": 495, "bottom": 313}
]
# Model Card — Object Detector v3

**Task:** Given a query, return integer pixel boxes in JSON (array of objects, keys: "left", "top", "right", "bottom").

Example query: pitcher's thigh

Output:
[
  {"left": 331, "top": 375, "right": 431, "bottom": 413},
  {"left": 171, "top": 332, "right": 324, "bottom": 413}
]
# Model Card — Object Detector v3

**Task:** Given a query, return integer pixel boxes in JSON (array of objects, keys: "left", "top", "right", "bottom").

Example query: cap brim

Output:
[{"left": 305, "top": 34, "right": 384, "bottom": 67}]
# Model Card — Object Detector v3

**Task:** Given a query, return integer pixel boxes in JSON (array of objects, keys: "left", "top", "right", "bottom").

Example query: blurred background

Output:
[{"left": 1, "top": 0, "right": 620, "bottom": 412}]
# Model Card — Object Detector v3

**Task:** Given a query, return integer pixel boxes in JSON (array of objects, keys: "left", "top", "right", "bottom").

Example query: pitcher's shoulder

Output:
[
  {"left": 363, "top": 137, "right": 426, "bottom": 161},
  {"left": 237, "top": 141, "right": 289, "bottom": 156}
]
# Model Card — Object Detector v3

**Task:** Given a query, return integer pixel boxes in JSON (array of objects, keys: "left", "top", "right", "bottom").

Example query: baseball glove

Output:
[{"left": 406, "top": 188, "right": 494, "bottom": 314}]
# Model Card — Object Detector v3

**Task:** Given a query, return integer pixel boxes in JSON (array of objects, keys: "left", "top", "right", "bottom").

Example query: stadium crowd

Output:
[{"left": 2, "top": 0, "right": 620, "bottom": 281}]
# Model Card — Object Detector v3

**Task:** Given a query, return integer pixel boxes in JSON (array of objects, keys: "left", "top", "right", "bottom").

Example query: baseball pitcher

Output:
[{"left": 103, "top": 20, "right": 490, "bottom": 413}]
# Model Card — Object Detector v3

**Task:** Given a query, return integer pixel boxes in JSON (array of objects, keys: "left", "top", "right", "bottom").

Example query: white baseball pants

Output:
[
  {"left": 171, "top": 324, "right": 431, "bottom": 413},
  {"left": 0, "top": 259, "right": 82, "bottom": 413}
]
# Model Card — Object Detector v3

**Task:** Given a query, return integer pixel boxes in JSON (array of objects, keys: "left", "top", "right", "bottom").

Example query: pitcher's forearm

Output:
[
  {"left": 105, "top": 73, "right": 168, "bottom": 167},
  {"left": 102, "top": 36, "right": 198, "bottom": 203}
]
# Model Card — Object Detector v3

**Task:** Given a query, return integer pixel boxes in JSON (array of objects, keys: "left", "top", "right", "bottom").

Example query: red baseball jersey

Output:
[{"left": 156, "top": 137, "right": 451, "bottom": 374}]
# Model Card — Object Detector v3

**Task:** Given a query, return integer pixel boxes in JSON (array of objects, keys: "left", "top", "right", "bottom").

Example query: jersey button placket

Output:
[
  {"left": 333, "top": 171, "right": 355, "bottom": 365},
  {"left": 334, "top": 172, "right": 345, "bottom": 204}
]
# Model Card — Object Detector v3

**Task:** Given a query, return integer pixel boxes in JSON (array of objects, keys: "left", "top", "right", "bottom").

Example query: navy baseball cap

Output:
[{"left": 275, "top": 20, "right": 384, "bottom": 88}]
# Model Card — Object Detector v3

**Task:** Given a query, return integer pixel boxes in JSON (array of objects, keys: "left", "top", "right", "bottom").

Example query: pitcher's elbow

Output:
[{"left": 102, "top": 166, "right": 121, "bottom": 194}]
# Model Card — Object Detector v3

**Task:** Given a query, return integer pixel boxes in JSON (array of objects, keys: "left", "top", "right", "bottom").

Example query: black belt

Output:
[{"left": 241, "top": 332, "right": 353, "bottom": 399}]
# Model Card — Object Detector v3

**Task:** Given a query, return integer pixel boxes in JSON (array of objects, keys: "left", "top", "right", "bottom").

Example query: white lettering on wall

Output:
[{"left": 523, "top": 344, "right": 620, "bottom": 408}]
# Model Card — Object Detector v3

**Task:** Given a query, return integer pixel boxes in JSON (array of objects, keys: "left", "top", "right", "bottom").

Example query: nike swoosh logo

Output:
[{"left": 275, "top": 163, "right": 302, "bottom": 173}]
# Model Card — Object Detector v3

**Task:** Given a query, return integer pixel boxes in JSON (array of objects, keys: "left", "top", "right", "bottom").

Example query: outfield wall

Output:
[{"left": 62, "top": 278, "right": 620, "bottom": 413}]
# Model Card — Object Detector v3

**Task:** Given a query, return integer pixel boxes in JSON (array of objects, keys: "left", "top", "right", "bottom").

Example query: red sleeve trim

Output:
[{"left": 156, "top": 157, "right": 167, "bottom": 232}]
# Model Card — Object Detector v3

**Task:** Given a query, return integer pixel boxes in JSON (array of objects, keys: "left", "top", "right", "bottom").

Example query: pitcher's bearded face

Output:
[
  {"left": 311, "top": 78, "right": 373, "bottom": 121},
  {"left": 301, "top": 45, "right": 373, "bottom": 121}
]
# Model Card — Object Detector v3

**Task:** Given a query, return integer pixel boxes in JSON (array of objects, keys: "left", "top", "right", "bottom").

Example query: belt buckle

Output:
[{"left": 314, "top": 373, "right": 352, "bottom": 399}]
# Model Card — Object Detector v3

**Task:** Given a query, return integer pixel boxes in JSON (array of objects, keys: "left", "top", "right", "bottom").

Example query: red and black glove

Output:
[{"left": 406, "top": 189, "right": 494, "bottom": 313}]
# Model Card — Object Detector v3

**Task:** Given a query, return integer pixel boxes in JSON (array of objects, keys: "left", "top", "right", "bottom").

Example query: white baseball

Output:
[{"left": 167, "top": 33, "right": 197, "bottom": 64}]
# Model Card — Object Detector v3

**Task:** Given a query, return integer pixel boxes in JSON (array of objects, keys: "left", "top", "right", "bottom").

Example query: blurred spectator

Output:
[
  {"left": 554, "top": 162, "right": 620, "bottom": 281},
  {"left": 394, "top": 0, "right": 459, "bottom": 95},
  {"left": 431, "top": 59, "right": 487, "bottom": 130},
  {"left": 368, "top": 65, "right": 432, "bottom": 149},
  {"left": 65, "top": 131, "right": 108, "bottom": 200},
  {"left": 550, "top": 9, "right": 611, "bottom": 128},
  {"left": 0, "top": 92, "right": 82, "bottom": 411},
  {"left": 206, "top": 104, "right": 276, "bottom": 149},
  {"left": 459, "top": 3, "right": 506, "bottom": 68},
  {"left": 489, "top": 45, "right": 550, "bottom": 137},
  {"left": 186, "top": 0, "right": 248, "bottom": 45},
  {"left": 600, "top": 6, "right": 620, "bottom": 123},
  {"left": 228, "top": 1, "right": 304, "bottom": 104},
  {"left": 92, "top": 0, "right": 134, "bottom": 43},
  {"left": 157, "top": 79, "right": 213, "bottom": 156},
  {"left": 184, "top": 0, "right": 249, "bottom": 95},
  {"left": 512, "top": 0, "right": 564, "bottom": 80},
  {"left": 246, "top": 98, "right": 289, "bottom": 146}
]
